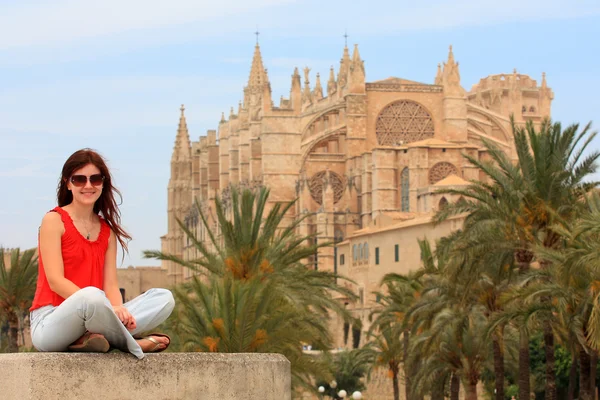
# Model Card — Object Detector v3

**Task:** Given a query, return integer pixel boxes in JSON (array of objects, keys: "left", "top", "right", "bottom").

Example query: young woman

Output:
[{"left": 29, "top": 149, "right": 175, "bottom": 359}]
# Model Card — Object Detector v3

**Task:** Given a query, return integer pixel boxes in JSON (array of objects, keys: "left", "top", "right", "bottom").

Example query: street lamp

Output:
[
  {"left": 352, "top": 391, "right": 362, "bottom": 399},
  {"left": 317, "top": 386, "right": 325, "bottom": 399},
  {"left": 338, "top": 390, "right": 347, "bottom": 398}
]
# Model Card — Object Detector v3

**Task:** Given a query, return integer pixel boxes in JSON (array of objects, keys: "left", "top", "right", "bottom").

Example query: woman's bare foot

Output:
[{"left": 136, "top": 335, "right": 170, "bottom": 352}]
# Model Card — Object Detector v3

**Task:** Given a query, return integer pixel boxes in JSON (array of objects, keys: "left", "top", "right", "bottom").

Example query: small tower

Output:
[
  {"left": 434, "top": 63, "right": 443, "bottom": 85},
  {"left": 441, "top": 46, "right": 467, "bottom": 142},
  {"left": 244, "top": 43, "right": 271, "bottom": 115},
  {"left": 302, "top": 66, "right": 313, "bottom": 105},
  {"left": 314, "top": 73, "right": 324, "bottom": 101},
  {"left": 338, "top": 45, "right": 351, "bottom": 90},
  {"left": 327, "top": 66, "right": 337, "bottom": 97},
  {"left": 164, "top": 104, "right": 193, "bottom": 285},
  {"left": 290, "top": 67, "right": 302, "bottom": 113},
  {"left": 348, "top": 44, "right": 366, "bottom": 94},
  {"left": 442, "top": 45, "right": 465, "bottom": 96}
]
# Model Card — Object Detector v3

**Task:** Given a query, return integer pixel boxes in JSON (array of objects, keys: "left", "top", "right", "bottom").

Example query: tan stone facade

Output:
[
  {"left": 162, "top": 41, "right": 552, "bottom": 281},
  {"left": 160, "top": 44, "right": 553, "bottom": 389},
  {"left": 116, "top": 266, "right": 169, "bottom": 302}
]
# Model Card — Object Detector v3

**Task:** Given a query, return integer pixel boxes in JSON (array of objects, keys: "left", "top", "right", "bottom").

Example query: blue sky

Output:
[{"left": 1, "top": 0, "right": 599, "bottom": 267}]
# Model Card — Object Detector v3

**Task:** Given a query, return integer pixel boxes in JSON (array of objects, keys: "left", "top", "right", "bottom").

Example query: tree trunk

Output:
[
  {"left": 450, "top": 373, "right": 460, "bottom": 400},
  {"left": 430, "top": 377, "right": 445, "bottom": 400},
  {"left": 7, "top": 312, "right": 19, "bottom": 353},
  {"left": 544, "top": 320, "right": 557, "bottom": 400},
  {"left": 403, "top": 330, "right": 411, "bottom": 400},
  {"left": 567, "top": 352, "right": 577, "bottom": 400},
  {"left": 591, "top": 350, "right": 598, "bottom": 400},
  {"left": 392, "top": 369, "right": 400, "bottom": 400},
  {"left": 465, "top": 381, "right": 478, "bottom": 400},
  {"left": 519, "top": 328, "right": 531, "bottom": 400},
  {"left": 580, "top": 349, "right": 592, "bottom": 400},
  {"left": 493, "top": 330, "right": 505, "bottom": 400}
]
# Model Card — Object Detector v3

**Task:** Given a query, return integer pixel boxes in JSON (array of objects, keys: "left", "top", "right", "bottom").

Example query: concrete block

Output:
[{"left": 0, "top": 352, "right": 291, "bottom": 400}]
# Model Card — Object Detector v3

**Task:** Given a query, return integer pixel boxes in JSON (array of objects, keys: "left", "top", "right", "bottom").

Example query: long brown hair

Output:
[{"left": 57, "top": 148, "right": 131, "bottom": 252}]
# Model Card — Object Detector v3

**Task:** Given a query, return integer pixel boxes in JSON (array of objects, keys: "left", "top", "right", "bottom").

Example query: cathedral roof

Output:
[
  {"left": 370, "top": 77, "right": 431, "bottom": 86},
  {"left": 433, "top": 174, "right": 470, "bottom": 186}
]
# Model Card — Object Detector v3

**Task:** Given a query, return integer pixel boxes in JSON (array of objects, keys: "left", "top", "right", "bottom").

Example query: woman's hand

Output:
[{"left": 113, "top": 305, "right": 137, "bottom": 331}]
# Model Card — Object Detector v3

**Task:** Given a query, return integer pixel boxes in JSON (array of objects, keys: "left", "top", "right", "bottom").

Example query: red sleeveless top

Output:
[{"left": 30, "top": 207, "right": 111, "bottom": 311}]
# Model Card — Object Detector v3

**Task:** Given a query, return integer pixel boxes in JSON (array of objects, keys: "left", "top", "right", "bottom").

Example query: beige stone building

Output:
[{"left": 160, "top": 41, "right": 552, "bottom": 374}]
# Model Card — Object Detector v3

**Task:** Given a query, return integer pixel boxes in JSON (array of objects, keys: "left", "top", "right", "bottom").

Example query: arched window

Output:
[
  {"left": 401, "top": 167, "right": 410, "bottom": 211},
  {"left": 522, "top": 105, "right": 527, "bottom": 113},
  {"left": 529, "top": 106, "right": 536, "bottom": 113},
  {"left": 353, "top": 245, "right": 357, "bottom": 261},
  {"left": 439, "top": 197, "right": 449, "bottom": 210},
  {"left": 359, "top": 244, "right": 364, "bottom": 260},
  {"left": 429, "top": 162, "right": 458, "bottom": 185},
  {"left": 364, "top": 243, "right": 369, "bottom": 260}
]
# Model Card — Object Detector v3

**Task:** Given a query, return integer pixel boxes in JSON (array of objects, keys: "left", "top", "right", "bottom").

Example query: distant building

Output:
[
  {"left": 161, "top": 41, "right": 553, "bottom": 374},
  {"left": 116, "top": 266, "right": 169, "bottom": 302}
]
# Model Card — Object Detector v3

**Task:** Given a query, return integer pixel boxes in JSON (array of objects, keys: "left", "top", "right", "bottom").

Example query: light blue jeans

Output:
[{"left": 30, "top": 287, "right": 175, "bottom": 359}]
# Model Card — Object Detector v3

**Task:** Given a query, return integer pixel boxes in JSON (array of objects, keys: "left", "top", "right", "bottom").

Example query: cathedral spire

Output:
[
  {"left": 435, "top": 63, "right": 443, "bottom": 85},
  {"left": 352, "top": 43, "right": 362, "bottom": 64},
  {"left": 327, "top": 66, "right": 336, "bottom": 97},
  {"left": 247, "top": 44, "right": 268, "bottom": 88},
  {"left": 447, "top": 45, "right": 456, "bottom": 65},
  {"left": 172, "top": 104, "right": 191, "bottom": 161},
  {"left": 291, "top": 67, "right": 302, "bottom": 112},
  {"left": 338, "top": 45, "right": 351, "bottom": 88},
  {"left": 303, "top": 66, "right": 313, "bottom": 104},
  {"left": 349, "top": 44, "right": 365, "bottom": 93},
  {"left": 314, "top": 72, "right": 323, "bottom": 101},
  {"left": 541, "top": 72, "right": 547, "bottom": 89},
  {"left": 442, "top": 45, "right": 465, "bottom": 96}
]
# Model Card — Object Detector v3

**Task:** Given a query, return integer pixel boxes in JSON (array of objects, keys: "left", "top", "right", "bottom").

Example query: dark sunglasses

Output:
[{"left": 70, "top": 174, "right": 105, "bottom": 187}]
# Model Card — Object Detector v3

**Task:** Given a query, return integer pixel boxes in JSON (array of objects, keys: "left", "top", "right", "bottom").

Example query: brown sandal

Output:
[
  {"left": 135, "top": 332, "right": 171, "bottom": 353},
  {"left": 68, "top": 332, "right": 110, "bottom": 353}
]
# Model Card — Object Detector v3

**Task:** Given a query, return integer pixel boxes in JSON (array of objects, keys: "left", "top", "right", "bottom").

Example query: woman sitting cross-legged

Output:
[{"left": 29, "top": 148, "right": 175, "bottom": 358}]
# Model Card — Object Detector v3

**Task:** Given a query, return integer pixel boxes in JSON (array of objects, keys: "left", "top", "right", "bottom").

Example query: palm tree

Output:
[
  {"left": 435, "top": 118, "right": 599, "bottom": 400},
  {"left": 317, "top": 349, "right": 373, "bottom": 398},
  {"left": 145, "top": 187, "right": 356, "bottom": 390},
  {"left": 369, "top": 271, "right": 422, "bottom": 400},
  {"left": 171, "top": 274, "right": 332, "bottom": 389},
  {"left": 0, "top": 247, "right": 38, "bottom": 352}
]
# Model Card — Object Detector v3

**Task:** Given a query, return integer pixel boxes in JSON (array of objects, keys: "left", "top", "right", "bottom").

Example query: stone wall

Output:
[{"left": 0, "top": 353, "right": 291, "bottom": 400}]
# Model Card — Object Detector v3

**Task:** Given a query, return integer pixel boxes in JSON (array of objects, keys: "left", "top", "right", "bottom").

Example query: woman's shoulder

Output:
[{"left": 40, "top": 209, "right": 65, "bottom": 235}]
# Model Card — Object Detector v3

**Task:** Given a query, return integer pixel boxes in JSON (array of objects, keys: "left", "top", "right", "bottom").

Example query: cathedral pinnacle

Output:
[
  {"left": 247, "top": 43, "right": 268, "bottom": 88},
  {"left": 314, "top": 72, "right": 323, "bottom": 100},
  {"left": 435, "top": 63, "right": 443, "bottom": 85},
  {"left": 442, "top": 45, "right": 465, "bottom": 96},
  {"left": 352, "top": 44, "right": 362, "bottom": 64},
  {"left": 541, "top": 72, "right": 547, "bottom": 88},
  {"left": 327, "top": 66, "right": 336, "bottom": 97},
  {"left": 447, "top": 45, "right": 455, "bottom": 65},
  {"left": 172, "top": 104, "right": 191, "bottom": 161}
]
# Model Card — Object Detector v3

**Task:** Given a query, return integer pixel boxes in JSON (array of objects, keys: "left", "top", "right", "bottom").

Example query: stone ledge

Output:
[{"left": 0, "top": 352, "right": 291, "bottom": 400}]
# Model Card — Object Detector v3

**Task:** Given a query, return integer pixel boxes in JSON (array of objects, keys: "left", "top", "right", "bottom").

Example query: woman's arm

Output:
[
  {"left": 103, "top": 230, "right": 136, "bottom": 330},
  {"left": 39, "top": 212, "right": 81, "bottom": 299},
  {"left": 103, "top": 230, "right": 123, "bottom": 306}
]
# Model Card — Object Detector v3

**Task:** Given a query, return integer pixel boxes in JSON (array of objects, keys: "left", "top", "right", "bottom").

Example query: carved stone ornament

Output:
[
  {"left": 376, "top": 100, "right": 435, "bottom": 146},
  {"left": 309, "top": 171, "right": 345, "bottom": 205},
  {"left": 428, "top": 162, "right": 458, "bottom": 185}
]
